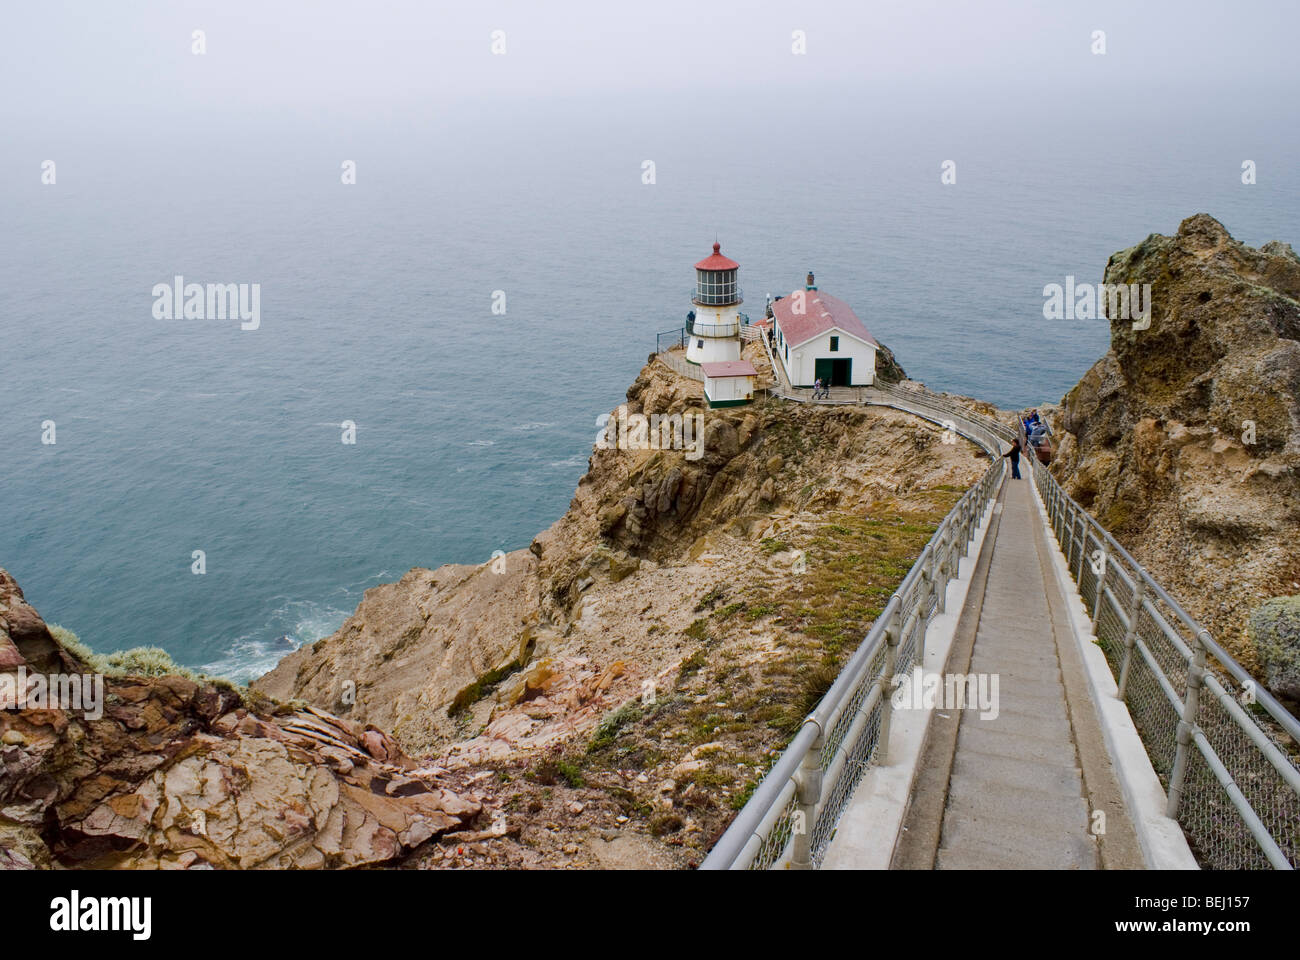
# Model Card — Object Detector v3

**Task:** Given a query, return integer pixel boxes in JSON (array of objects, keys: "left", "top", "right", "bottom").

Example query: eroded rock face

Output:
[
  {"left": 1050, "top": 214, "right": 1300, "bottom": 672},
  {"left": 256, "top": 354, "right": 988, "bottom": 763},
  {"left": 1249, "top": 596, "right": 1300, "bottom": 703},
  {"left": 0, "top": 574, "right": 486, "bottom": 869},
  {"left": 256, "top": 558, "right": 539, "bottom": 752}
]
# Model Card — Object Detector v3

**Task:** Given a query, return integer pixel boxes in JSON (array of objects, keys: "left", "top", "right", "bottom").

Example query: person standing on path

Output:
[{"left": 1002, "top": 437, "right": 1022, "bottom": 479}]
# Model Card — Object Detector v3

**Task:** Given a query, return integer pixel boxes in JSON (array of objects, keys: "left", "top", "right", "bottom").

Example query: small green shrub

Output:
[
  {"left": 684, "top": 618, "right": 710, "bottom": 641},
  {"left": 48, "top": 624, "right": 95, "bottom": 663},
  {"left": 588, "top": 702, "right": 643, "bottom": 753}
]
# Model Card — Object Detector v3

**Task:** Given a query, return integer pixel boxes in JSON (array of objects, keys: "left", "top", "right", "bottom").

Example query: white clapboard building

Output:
[
  {"left": 700, "top": 359, "right": 757, "bottom": 408},
  {"left": 769, "top": 273, "right": 878, "bottom": 387}
]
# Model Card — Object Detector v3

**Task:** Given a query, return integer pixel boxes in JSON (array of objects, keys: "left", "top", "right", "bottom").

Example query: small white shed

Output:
[{"left": 700, "top": 360, "right": 758, "bottom": 408}]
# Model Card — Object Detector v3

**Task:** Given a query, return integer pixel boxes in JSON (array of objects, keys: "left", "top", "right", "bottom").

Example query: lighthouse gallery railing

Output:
[{"left": 701, "top": 384, "right": 1299, "bottom": 870}]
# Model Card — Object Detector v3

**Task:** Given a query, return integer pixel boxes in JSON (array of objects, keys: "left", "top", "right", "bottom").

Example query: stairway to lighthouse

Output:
[{"left": 890, "top": 475, "right": 1143, "bottom": 870}]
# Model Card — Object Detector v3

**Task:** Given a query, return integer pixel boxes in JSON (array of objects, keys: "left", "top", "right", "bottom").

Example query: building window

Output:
[
  {"left": 696, "top": 339, "right": 704, "bottom": 348},
  {"left": 784, "top": 344, "right": 788, "bottom": 361},
  {"left": 830, "top": 336, "right": 839, "bottom": 352}
]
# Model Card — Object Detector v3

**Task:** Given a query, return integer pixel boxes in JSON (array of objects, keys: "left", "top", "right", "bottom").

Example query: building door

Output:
[
  {"left": 814, "top": 358, "right": 833, "bottom": 387},
  {"left": 831, "top": 358, "right": 852, "bottom": 385}
]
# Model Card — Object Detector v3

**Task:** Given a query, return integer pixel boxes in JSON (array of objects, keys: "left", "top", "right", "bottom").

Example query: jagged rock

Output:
[
  {"left": 1050, "top": 214, "right": 1300, "bottom": 677},
  {"left": 253, "top": 351, "right": 989, "bottom": 775},
  {"left": 703, "top": 418, "right": 739, "bottom": 461},
  {"left": 597, "top": 500, "right": 627, "bottom": 534},
  {"left": 0, "top": 572, "right": 486, "bottom": 870},
  {"left": 875, "top": 340, "right": 908, "bottom": 384},
  {"left": 608, "top": 552, "right": 641, "bottom": 583},
  {"left": 1249, "top": 596, "right": 1300, "bottom": 702},
  {"left": 256, "top": 557, "right": 537, "bottom": 751}
]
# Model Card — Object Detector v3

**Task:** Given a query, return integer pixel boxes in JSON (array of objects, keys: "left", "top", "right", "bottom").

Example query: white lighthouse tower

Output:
[{"left": 686, "top": 242, "right": 743, "bottom": 366}]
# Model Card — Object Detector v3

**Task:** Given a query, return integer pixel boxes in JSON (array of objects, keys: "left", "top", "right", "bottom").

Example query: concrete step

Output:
[
  {"left": 951, "top": 750, "right": 1083, "bottom": 797},
  {"left": 972, "top": 612, "right": 1050, "bottom": 636},
  {"left": 941, "top": 764, "right": 1092, "bottom": 822},
  {"left": 968, "top": 656, "right": 1062, "bottom": 685},
  {"left": 936, "top": 828, "right": 1098, "bottom": 870},
  {"left": 993, "top": 674, "right": 1068, "bottom": 701},
  {"left": 956, "top": 722, "right": 1079, "bottom": 767},
  {"left": 964, "top": 704, "right": 1072, "bottom": 742},
  {"left": 977, "top": 688, "right": 1071, "bottom": 722},
  {"left": 970, "top": 632, "right": 1060, "bottom": 660}
]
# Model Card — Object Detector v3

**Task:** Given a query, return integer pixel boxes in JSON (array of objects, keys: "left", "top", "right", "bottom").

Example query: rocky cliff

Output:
[
  {"left": 1049, "top": 214, "right": 1300, "bottom": 695},
  {"left": 1, "top": 570, "right": 490, "bottom": 869},
  {"left": 5, "top": 348, "right": 989, "bottom": 870},
  {"left": 253, "top": 350, "right": 989, "bottom": 866}
]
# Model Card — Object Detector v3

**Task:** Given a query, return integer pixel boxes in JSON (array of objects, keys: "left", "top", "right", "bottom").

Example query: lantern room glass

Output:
[{"left": 694, "top": 268, "right": 740, "bottom": 305}]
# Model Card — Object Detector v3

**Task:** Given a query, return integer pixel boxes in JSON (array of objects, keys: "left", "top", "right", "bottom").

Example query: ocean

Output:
[{"left": 3, "top": 91, "right": 1297, "bottom": 680}]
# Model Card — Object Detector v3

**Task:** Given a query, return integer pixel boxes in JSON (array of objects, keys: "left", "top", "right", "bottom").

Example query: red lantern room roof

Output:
[{"left": 694, "top": 242, "right": 740, "bottom": 272}]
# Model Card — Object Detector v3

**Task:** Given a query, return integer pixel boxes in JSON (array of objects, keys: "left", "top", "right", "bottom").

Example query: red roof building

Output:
[
  {"left": 700, "top": 360, "right": 758, "bottom": 378},
  {"left": 768, "top": 276, "right": 879, "bottom": 388},
  {"left": 769, "top": 289, "right": 877, "bottom": 349}
]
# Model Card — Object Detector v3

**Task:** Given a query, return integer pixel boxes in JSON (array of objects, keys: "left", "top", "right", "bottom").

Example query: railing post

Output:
[
  {"left": 1116, "top": 579, "right": 1147, "bottom": 701},
  {"left": 877, "top": 599, "right": 903, "bottom": 766},
  {"left": 1166, "top": 634, "right": 1207, "bottom": 819},
  {"left": 935, "top": 531, "right": 949, "bottom": 615},
  {"left": 1091, "top": 549, "right": 1107, "bottom": 624},
  {"left": 790, "top": 727, "right": 823, "bottom": 870},
  {"left": 1074, "top": 517, "right": 1089, "bottom": 584},
  {"left": 917, "top": 561, "right": 933, "bottom": 669}
]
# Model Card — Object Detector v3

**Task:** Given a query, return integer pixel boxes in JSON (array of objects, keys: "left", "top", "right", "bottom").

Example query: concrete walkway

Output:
[
  {"left": 932, "top": 474, "right": 1099, "bottom": 868},
  {"left": 886, "top": 473, "right": 1142, "bottom": 870}
]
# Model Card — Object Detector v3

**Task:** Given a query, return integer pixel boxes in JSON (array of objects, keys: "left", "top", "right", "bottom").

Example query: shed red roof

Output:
[
  {"left": 700, "top": 360, "right": 758, "bottom": 378},
  {"left": 694, "top": 242, "right": 740, "bottom": 271},
  {"left": 771, "top": 288, "right": 877, "bottom": 349}
]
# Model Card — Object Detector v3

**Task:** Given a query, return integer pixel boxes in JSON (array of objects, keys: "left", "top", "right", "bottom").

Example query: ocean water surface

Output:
[{"left": 3, "top": 93, "right": 1297, "bottom": 679}]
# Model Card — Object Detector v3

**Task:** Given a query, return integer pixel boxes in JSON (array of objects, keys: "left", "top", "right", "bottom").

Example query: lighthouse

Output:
[{"left": 686, "top": 242, "right": 743, "bottom": 365}]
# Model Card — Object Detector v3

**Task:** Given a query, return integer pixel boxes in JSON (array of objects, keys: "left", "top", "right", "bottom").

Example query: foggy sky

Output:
[{"left": 3, "top": 0, "right": 1296, "bottom": 127}]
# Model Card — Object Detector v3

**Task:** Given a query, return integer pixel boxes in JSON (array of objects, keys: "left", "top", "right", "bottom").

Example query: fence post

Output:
[
  {"left": 1074, "top": 517, "right": 1089, "bottom": 584},
  {"left": 1116, "top": 579, "right": 1146, "bottom": 701},
  {"left": 790, "top": 728, "right": 823, "bottom": 870},
  {"left": 877, "top": 599, "right": 904, "bottom": 766},
  {"left": 1091, "top": 548, "right": 1107, "bottom": 624},
  {"left": 1166, "top": 634, "right": 1207, "bottom": 819},
  {"left": 935, "top": 531, "right": 949, "bottom": 615},
  {"left": 917, "top": 560, "right": 933, "bottom": 669}
]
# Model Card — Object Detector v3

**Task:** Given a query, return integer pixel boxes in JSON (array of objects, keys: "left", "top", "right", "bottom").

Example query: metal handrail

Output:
[
  {"left": 702, "top": 396, "right": 1009, "bottom": 869},
  {"left": 702, "top": 382, "right": 1299, "bottom": 870},
  {"left": 687, "top": 317, "right": 740, "bottom": 338},
  {"left": 1027, "top": 452, "right": 1298, "bottom": 870}
]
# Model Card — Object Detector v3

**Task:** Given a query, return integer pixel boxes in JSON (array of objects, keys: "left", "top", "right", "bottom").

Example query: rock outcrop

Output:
[
  {"left": 1249, "top": 596, "right": 1300, "bottom": 703},
  {"left": 257, "top": 558, "right": 540, "bottom": 753},
  {"left": 1050, "top": 214, "right": 1300, "bottom": 678},
  {"left": 0, "top": 572, "right": 487, "bottom": 869},
  {"left": 255, "top": 356, "right": 989, "bottom": 761}
]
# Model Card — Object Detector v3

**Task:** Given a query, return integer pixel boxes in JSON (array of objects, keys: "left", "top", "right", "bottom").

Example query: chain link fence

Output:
[
  {"left": 1031, "top": 457, "right": 1299, "bottom": 870},
  {"left": 702, "top": 384, "right": 1299, "bottom": 870}
]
